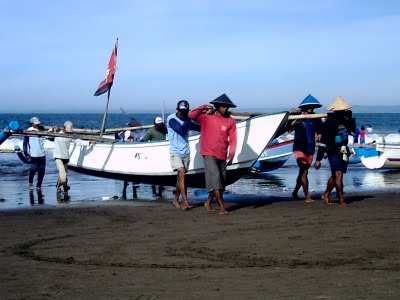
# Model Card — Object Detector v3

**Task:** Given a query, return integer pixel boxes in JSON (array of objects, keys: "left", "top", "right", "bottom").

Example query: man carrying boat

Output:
[
  {"left": 141, "top": 117, "right": 167, "bottom": 142},
  {"left": 314, "top": 96, "right": 352, "bottom": 207},
  {"left": 167, "top": 100, "right": 198, "bottom": 210},
  {"left": 141, "top": 117, "right": 168, "bottom": 198},
  {"left": 189, "top": 94, "right": 237, "bottom": 215},
  {"left": 23, "top": 117, "right": 46, "bottom": 191},
  {"left": 288, "top": 94, "right": 323, "bottom": 204}
]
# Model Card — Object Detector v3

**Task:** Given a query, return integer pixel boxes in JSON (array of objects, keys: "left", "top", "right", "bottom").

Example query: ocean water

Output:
[{"left": 1, "top": 113, "right": 399, "bottom": 210}]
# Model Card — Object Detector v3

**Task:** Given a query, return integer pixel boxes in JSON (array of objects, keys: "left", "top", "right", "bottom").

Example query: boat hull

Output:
[
  {"left": 253, "top": 139, "right": 293, "bottom": 172},
  {"left": 68, "top": 112, "right": 289, "bottom": 187},
  {"left": 354, "top": 144, "right": 400, "bottom": 169}
]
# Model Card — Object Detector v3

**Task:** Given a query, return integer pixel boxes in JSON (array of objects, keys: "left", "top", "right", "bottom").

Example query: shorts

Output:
[
  {"left": 170, "top": 154, "right": 190, "bottom": 171},
  {"left": 204, "top": 155, "right": 227, "bottom": 191},
  {"left": 294, "top": 151, "right": 313, "bottom": 169},
  {"left": 328, "top": 153, "right": 348, "bottom": 176}
]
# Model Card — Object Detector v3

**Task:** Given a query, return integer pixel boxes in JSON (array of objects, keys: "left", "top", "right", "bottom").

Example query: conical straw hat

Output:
[
  {"left": 298, "top": 94, "right": 322, "bottom": 110},
  {"left": 326, "top": 96, "right": 352, "bottom": 111}
]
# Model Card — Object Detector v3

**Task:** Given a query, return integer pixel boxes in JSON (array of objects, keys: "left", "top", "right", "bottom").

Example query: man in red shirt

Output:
[{"left": 189, "top": 94, "right": 237, "bottom": 215}]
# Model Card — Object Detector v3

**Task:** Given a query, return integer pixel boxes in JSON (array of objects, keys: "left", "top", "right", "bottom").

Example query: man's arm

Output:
[
  {"left": 188, "top": 105, "right": 212, "bottom": 121},
  {"left": 169, "top": 118, "right": 190, "bottom": 136},
  {"left": 23, "top": 136, "right": 30, "bottom": 156}
]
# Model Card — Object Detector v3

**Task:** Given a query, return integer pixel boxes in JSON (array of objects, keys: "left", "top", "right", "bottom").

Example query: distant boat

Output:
[
  {"left": 68, "top": 112, "right": 289, "bottom": 188},
  {"left": 353, "top": 142, "right": 400, "bottom": 169},
  {"left": 251, "top": 138, "right": 294, "bottom": 173}
]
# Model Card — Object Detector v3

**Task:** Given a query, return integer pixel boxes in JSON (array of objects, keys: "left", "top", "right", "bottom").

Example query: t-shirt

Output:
[{"left": 189, "top": 105, "right": 237, "bottom": 160}]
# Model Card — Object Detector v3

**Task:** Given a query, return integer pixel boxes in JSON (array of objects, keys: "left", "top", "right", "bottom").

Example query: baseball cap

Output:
[
  {"left": 64, "top": 121, "right": 73, "bottom": 132},
  {"left": 154, "top": 117, "right": 163, "bottom": 124},
  {"left": 30, "top": 117, "right": 41, "bottom": 125},
  {"left": 177, "top": 100, "right": 189, "bottom": 111}
]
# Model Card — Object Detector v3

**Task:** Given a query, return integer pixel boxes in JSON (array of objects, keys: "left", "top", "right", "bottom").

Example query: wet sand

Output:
[{"left": 1, "top": 192, "right": 400, "bottom": 299}]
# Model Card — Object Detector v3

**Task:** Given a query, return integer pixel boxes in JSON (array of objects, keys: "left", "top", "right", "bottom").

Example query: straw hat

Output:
[{"left": 326, "top": 96, "right": 352, "bottom": 111}]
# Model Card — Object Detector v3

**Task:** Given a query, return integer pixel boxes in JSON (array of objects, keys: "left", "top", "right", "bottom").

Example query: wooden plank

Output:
[{"left": 4, "top": 130, "right": 117, "bottom": 143}]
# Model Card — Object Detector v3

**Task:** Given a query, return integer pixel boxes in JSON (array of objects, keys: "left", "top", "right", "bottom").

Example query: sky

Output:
[{"left": 1, "top": 0, "right": 400, "bottom": 113}]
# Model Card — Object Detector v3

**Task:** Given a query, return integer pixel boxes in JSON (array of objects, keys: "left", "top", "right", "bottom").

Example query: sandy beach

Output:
[{"left": 1, "top": 192, "right": 399, "bottom": 299}]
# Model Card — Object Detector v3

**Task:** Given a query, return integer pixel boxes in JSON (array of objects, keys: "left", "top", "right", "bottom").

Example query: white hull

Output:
[
  {"left": 359, "top": 143, "right": 400, "bottom": 169},
  {"left": 253, "top": 139, "right": 293, "bottom": 172},
  {"left": 68, "top": 112, "right": 289, "bottom": 187}
]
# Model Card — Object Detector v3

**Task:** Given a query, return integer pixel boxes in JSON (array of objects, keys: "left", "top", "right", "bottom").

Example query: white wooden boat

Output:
[
  {"left": 357, "top": 143, "right": 400, "bottom": 169},
  {"left": 68, "top": 112, "right": 289, "bottom": 187},
  {"left": 251, "top": 138, "right": 294, "bottom": 173}
]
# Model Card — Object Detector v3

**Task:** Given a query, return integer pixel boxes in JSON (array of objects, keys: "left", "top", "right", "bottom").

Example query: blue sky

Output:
[{"left": 1, "top": 0, "right": 399, "bottom": 113}]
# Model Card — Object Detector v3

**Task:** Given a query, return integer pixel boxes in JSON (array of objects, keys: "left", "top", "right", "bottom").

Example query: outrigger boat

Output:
[
  {"left": 353, "top": 142, "right": 400, "bottom": 169},
  {"left": 68, "top": 112, "right": 290, "bottom": 188},
  {"left": 251, "top": 138, "right": 294, "bottom": 173}
]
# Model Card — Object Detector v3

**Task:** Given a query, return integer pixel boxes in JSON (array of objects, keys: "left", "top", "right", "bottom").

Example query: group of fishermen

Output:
[{"left": 23, "top": 93, "right": 355, "bottom": 211}]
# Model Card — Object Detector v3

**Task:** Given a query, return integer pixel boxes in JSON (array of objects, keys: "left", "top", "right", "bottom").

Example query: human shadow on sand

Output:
[{"left": 225, "top": 194, "right": 374, "bottom": 212}]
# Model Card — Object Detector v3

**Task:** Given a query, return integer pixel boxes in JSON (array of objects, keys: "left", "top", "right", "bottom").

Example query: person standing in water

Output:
[
  {"left": 52, "top": 121, "right": 73, "bottom": 194},
  {"left": 23, "top": 117, "right": 46, "bottom": 190}
]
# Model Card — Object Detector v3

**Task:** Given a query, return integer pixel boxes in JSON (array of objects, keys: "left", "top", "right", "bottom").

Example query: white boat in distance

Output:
[
  {"left": 68, "top": 112, "right": 289, "bottom": 187},
  {"left": 357, "top": 143, "right": 400, "bottom": 170}
]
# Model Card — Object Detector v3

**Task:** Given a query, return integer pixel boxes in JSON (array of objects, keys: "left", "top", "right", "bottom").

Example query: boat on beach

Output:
[
  {"left": 354, "top": 143, "right": 400, "bottom": 169},
  {"left": 352, "top": 133, "right": 400, "bottom": 169},
  {"left": 250, "top": 138, "right": 294, "bottom": 173},
  {"left": 68, "top": 112, "right": 289, "bottom": 188}
]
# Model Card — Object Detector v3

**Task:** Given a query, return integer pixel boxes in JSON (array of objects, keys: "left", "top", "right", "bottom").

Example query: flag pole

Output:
[{"left": 100, "top": 87, "right": 112, "bottom": 137}]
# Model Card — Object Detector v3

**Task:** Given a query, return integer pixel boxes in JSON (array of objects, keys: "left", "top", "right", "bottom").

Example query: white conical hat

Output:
[{"left": 326, "top": 96, "right": 352, "bottom": 111}]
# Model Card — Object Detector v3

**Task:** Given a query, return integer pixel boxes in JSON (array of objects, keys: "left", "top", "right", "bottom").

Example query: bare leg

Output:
[
  {"left": 300, "top": 168, "right": 314, "bottom": 203},
  {"left": 334, "top": 171, "right": 347, "bottom": 207},
  {"left": 214, "top": 189, "right": 227, "bottom": 215},
  {"left": 172, "top": 173, "right": 182, "bottom": 209},
  {"left": 321, "top": 176, "right": 335, "bottom": 205},
  {"left": 177, "top": 167, "right": 191, "bottom": 210},
  {"left": 205, "top": 191, "right": 215, "bottom": 212},
  {"left": 292, "top": 168, "right": 302, "bottom": 199}
]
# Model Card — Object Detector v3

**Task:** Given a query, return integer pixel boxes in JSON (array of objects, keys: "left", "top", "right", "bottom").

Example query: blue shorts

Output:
[{"left": 327, "top": 153, "right": 348, "bottom": 176}]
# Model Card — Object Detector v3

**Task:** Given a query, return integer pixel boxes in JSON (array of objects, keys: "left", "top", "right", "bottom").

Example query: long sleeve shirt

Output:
[
  {"left": 166, "top": 113, "right": 192, "bottom": 156},
  {"left": 189, "top": 105, "right": 237, "bottom": 160},
  {"left": 316, "top": 112, "right": 351, "bottom": 161},
  {"left": 292, "top": 116, "right": 323, "bottom": 156},
  {"left": 23, "top": 127, "right": 46, "bottom": 158},
  {"left": 53, "top": 131, "right": 72, "bottom": 160}
]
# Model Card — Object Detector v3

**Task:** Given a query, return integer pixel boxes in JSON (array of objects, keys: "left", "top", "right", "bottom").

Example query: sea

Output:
[{"left": 1, "top": 112, "right": 399, "bottom": 210}]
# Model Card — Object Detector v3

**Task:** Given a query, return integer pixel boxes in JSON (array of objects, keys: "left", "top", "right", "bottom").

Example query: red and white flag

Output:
[{"left": 94, "top": 39, "right": 118, "bottom": 96}]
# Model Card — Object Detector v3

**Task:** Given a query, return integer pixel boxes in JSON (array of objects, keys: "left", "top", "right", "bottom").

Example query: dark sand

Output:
[{"left": 1, "top": 192, "right": 400, "bottom": 299}]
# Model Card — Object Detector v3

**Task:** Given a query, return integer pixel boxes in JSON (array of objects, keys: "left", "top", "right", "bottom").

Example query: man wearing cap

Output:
[
  {"left": 52, "top": 121, "right": 73, "bottom": 194},
  {"left": 23, "top": 117, "right": 46, "bottom": 190},
  {"left": 167, "top": 100, "right": 199, "bottom": 210},
  {"left": 141, "top": 117, "right": 168, "bottom": 198},
  {"left": 314, "top": 96, "right": 352, "bottom": 208},
  {"left": 189, "top": 94, "right": 237, "bottom": 215},
  {"left": 141, "top": 117, "right": 167, "bottom": 142},
  {"left": 288, "top": 94, "right": 323, "bottom": 203}
]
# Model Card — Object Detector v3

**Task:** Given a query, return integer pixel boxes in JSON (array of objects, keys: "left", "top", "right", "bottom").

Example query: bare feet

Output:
[
  {"left": 321, "top": 195, "right": 333, "bottom": 206},
  {"left": 204, "top": 202, "right": 214, "bottom": 213},
  {"left": 292, "top": 192, "right": 299, "bottom": 200},
  {"left": 181, "top": 205, "right": 192, "bottom": 211},
  {"left": 304, "top": 197, "right": 314, "bottom": 204},
  {"left": 339, "top": 200, "right": 348, "bottom": 208},
  {"left": 172, "top": 200, "right": 181, "bottom": 209},
  {"left": 219, "top": 207, "right": 228, "bottom": 215}
]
